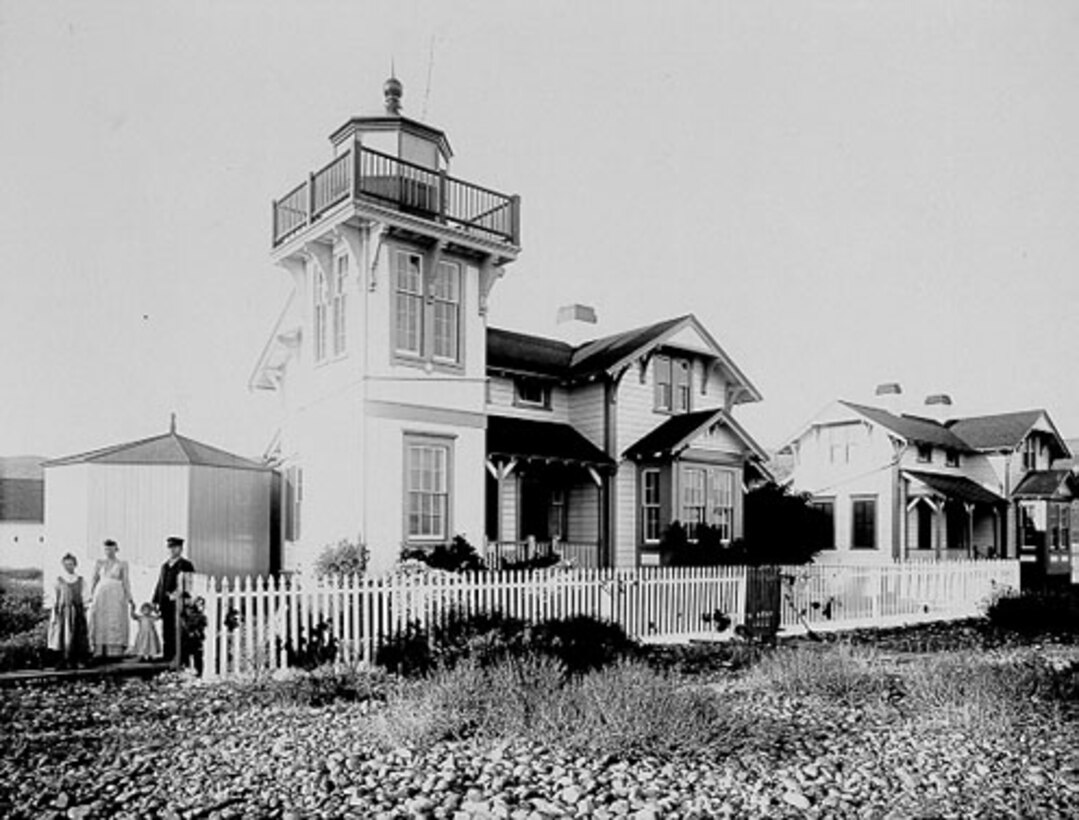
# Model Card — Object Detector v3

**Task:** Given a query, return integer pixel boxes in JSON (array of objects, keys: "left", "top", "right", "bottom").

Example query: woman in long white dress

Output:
[{"left": 89, "top": 539, "right": 134, "bottom": 659}]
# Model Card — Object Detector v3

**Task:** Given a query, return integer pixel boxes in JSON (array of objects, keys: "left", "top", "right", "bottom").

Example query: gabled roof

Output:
[
  {"left": 947, "top": 410, "right": 1070, "bottom": 459},
  {"left": 839, "top": 401, "right": 971, "bottom": 451},
  {"left": 486, "top": 416, "right": 613, "bottom": 467},
  {"left": 45, "top": 432, "right": 270, "bottom": 472},
  {"left": 487, "top": 314, "right": 762, "bottom": 404},
  {"left": 623, "top": 408, "right": 768, "bottom": 463},
  {"left": 904, "top": 470, "right": 1005, "bottom": 505},
  {"left": 1012, "top": 469, "right": 1076, "bottom": 500}
]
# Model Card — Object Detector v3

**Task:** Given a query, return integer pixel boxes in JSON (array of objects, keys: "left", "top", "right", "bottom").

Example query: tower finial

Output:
[
  {"left": 169, "top": 412, "right": 177, "bottom": 435},
  {"left": 384, "top": 68, "right": 403, "bottom": 115}
]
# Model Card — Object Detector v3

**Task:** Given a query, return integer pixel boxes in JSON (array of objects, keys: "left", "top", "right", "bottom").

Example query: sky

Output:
[{"left": 2, "top": 0, "right": 1078, "bottom": 460}]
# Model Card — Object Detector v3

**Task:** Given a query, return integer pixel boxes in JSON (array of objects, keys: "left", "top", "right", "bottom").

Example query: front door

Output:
[{"left": 917, "top": 502, "right": 933, "bottom": 552}]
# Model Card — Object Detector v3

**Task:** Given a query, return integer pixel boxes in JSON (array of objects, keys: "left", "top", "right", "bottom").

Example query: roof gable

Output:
[
  {"left": 624, "top": 408, "right": 767, "bottom": 462},
  {"left": 1013, "top": 469, "right": 1076, "bottom": 500},
  {"left": 839, "top": 401, "right": 971, "bottom": 451},
  {"left": 947, "top": 410, "right": 1070, "bottom": 458}
]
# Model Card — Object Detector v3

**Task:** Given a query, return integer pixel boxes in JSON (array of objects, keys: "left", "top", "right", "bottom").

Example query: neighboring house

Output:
[
  {"left": 251, "top": 78, "right": 767, "bottom": 573},
  {"left": 783, "top": 384, "right": 1075, "bottom": 583},
  {"left": 0, "top": 456, "right": 46, "bottom": 569},
  {"left": 43, "top": 420, "right": 273, "bottom": 603}
]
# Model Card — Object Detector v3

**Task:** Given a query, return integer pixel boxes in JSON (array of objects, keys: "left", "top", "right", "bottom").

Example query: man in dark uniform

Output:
[{"left": 152, "top": 536, "right": 195, "bottom": 664}]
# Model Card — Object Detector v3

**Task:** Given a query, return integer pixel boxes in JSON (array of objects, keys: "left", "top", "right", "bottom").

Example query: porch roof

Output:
[
  {"left": 1012, "top": 469, "right": 1076, "bottom": 500},
  {"left": 904, "top": 470, "right": 1005, "bottom": 505},
  {"left": 623, "top": 408, "right": 768, "bottom": 462},
  {"left": 486, "top": 415, "right": 614, "bottom": 467}
]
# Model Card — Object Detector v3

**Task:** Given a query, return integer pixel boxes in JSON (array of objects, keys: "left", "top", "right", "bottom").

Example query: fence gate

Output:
[{"left": 742, "top": 566, "right": 782, "bottom": 642}]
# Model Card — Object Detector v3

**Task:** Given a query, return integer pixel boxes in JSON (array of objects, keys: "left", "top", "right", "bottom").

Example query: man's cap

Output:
[
  {"left": 166, "top": 536, "right": 185, "bottom": 547},
  {"left": 103, "top": 539, "right": 117, "bottom": 547}
]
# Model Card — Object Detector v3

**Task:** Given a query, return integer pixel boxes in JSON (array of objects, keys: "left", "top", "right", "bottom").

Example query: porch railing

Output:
[
  {"left": 483, "top": 538, "right": 601, "bottom": 569},
  {"left": 272, "top": 145, "right": 520, "bottom": 247}
]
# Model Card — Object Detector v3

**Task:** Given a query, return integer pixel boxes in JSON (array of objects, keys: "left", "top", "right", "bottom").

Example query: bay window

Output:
[{"left": 682, "top": 467, "right": 707, "bottom": 538}]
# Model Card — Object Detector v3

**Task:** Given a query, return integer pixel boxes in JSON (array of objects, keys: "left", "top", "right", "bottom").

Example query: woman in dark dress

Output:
[{"left": 47, "top": 553, "right": 91, "bottom": 668}]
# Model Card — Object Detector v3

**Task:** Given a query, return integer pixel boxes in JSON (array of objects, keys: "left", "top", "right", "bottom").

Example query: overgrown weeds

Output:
[
  {"left": 744, "top": 643, "right": 895, "bottom": 707},
  {"left": 986, "top": 588, "right": 1079, "bottom": 637}
]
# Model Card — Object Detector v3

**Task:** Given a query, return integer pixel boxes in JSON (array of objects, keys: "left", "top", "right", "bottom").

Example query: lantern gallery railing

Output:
[{"left": 271, "top": 145, "right": 520, "bottom": 248}]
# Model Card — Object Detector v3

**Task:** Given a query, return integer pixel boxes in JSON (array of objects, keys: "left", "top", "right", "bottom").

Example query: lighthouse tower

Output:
[{"left": 252, "top": 77, "right": 522, "bottom": 572}]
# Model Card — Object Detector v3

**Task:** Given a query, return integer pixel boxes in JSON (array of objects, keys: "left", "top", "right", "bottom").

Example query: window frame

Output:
[
  {"left": 431, "top": 259, "right": 461, "bottom": 364},
  {"left": 331, "top": 252, "right": 348, "bottom": 357},
  {"left": 810, "top": 497, "right": 836, "bottom": 550},
  {"left": 916, "top": 444, "right": 933, "bottom": 463},
  {"left": 681, "top": 467, "right": 707, "bottom": 540},
  {"left": 313, "top": 265, "right": 329, "bottom": 364},
  {"left": 394, "top": 250, "right": 425, "bottom": 359},
  {"left": 513, "top": 378, "right": 551, "bottom": 409},
  {"left": 707, "top": 467, "right": 734, "bottom": 543},
  {"left": 850, "top": 496, "right": 878, "bottom": 550},
  {"left": 403, "top": 434, "right": 454, "bottom": 544},
  {"left": 642, "top": 468, "right": 662, "bottom": 544}
]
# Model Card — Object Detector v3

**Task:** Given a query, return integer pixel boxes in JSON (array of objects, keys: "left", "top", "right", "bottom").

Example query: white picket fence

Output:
[{"left": 191, "top": 559, "right": 1019, "bottom": 680}]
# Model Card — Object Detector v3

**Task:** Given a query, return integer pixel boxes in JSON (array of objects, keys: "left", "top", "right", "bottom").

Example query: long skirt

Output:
[
  {"left": 90, "top": 577, "right": 130, "bottom": 656},
  {"left": 48, "top": 601, "right": 90, "bottom": 664}
]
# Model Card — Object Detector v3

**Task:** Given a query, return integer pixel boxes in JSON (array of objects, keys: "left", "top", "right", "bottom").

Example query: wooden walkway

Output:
[{"left": 0, "top": 659, "right": 174, "bottom": 687}]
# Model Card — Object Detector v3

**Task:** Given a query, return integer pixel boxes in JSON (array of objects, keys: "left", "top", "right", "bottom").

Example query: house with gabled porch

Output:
[
  {"left": 251, "top": 77, "right": 768, "bottom": 574},
  {"left": 782, "top": 384, "right": 1074, "bottom": 582}
]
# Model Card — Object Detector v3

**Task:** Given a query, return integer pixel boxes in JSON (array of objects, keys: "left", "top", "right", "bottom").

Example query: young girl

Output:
[
  {"left": 131, "top": 602, "right": 162, "bottom": 661},
  {"left": 47, "top": 553, "right": 91, "bottom": 668}
]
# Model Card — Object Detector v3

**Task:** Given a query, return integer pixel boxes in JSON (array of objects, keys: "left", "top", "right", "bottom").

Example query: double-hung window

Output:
[
  {"left": 708, "top": 468, "right": 734, "bottom": 543},
  {"left": 432, "top": 261, "right": 461, "bottom": 362},
  {"left": 405, "top": 437, "right": 451, "bottom": 541},
  {"left": 395, "top": 252, "right": 424, "bottom": 357},
  {"left": 682, "top": 468, "right": 707, "bottom": 539},
  {"left": 332, "top": 254, "right": 348, "bottom": 356},
  {"left": 851, "top": 497, "right": 877, "bottom": 549},
  {"left": 810, "top": 498, "right": 835, "bottom": 549},
  {"left": 654, "top": 355, "right": 691, "bottom": 413},
  {"left": 642, "top": 469, "right": 661, "bottom": 543},
  {"left": 313, "top": 267, "right": 329, "bottom": 363}
]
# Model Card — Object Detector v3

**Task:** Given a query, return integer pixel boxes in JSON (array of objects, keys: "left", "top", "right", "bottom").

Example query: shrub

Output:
[
  {"left": 0, "top": 571, "right": 46, "bottom": 640},
  {"left": 314, "top": 539, "right": 369, "bottom": 577},
  {"left": 745, "top": 643, "right": 894, "bottom": 706},
  {"left": 400, "top": 535, "right": 486, "bottom": 573},
  {"left": 373, "top": 611, "right": 635, "bottom": 678},
  {"left": 0, "top": 621, "right": 48, "bottom": 672},
  {"left": 364, "top": 656, "right": 741, "bottom": 759},
  {"left": 986, "top": 588, "right": 1079, "bottom": 637},
  {"left": 285, "top": 618, "right": 340, "bottom": 671}
]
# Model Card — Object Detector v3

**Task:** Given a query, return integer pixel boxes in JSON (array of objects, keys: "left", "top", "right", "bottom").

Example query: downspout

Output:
[{"left": 602, "top": 378, "right": 616, "bottom": 568}]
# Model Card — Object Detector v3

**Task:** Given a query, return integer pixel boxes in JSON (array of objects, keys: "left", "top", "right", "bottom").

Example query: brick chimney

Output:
[
  {"left": 555, "top": 303, "right": 599, "bottom": 347},
  {"left": 923, "top": 393, "right": 953, "bottom": 424},
  {"left": 874, "top": 382, "right": 903, "bottom": 416}
]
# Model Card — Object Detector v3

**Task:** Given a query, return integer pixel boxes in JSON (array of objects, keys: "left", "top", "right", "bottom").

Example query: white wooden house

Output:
[
  {"left": 43, "top": 422, "right": 272, "bottom": 604},
  {"left": 782, "top": 384, "right": 1074, "bottom": 582},
  {"left": 252, "top": 78, "right": 768, "bottom": 573}
]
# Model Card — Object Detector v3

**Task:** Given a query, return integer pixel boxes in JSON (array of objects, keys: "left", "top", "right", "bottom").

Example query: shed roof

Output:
[
  {"left": 486, "top": 416, "right": 613, "bottom": 467},
  {"left": 904, "top": 470, "right": 1005, "bottom": 505},
  {"left": 45, "top": 431, "right": 270, "bottom": 472}
]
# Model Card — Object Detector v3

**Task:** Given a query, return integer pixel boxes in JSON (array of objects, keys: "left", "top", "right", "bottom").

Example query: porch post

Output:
[{"left": 965, "top": 503, "right": 975, "bottom": 558}]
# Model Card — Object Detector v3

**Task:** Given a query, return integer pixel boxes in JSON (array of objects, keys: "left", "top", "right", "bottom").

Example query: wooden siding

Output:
[
  {"left": 567, "top": 482, "right": 599, "bottom": 544},
  {"left": 486, "top": 375, "right": 570, "bottom": 422},
  {"left": 188, "top": 466, "right": 272, "bottom": 578},
  {"left": 567, "top": 383, "right": 606, "bottom": 450},
  {"left": 614, "top": 467, "right": 637, "bottom": 568}
]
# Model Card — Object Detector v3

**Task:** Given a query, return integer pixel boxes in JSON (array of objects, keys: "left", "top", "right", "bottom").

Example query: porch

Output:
[
  {"left": 272, "top": 143, "right": 520, "bottom": 247},
  {"left": 485, "top": 415, "right": 613, "bottom": 568},
  {"left": 904, "top": 470, "right": 1006, "bottom": 560}
]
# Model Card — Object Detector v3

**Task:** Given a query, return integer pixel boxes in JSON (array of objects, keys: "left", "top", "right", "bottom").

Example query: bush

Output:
[
  {"left": 0, "top": 571, "right": 46, "bottom": 640},
  {"left": 314, "top": 539, "right": 369, "bottom": 577},
  {"left": 374, "top": 610, "right": 636, "bottom": 678},
  {"left": 365, "top": 656, "right": 742, "bottom": 759},
  {"left": 986, "top": 588, "right": 1079, "bottom": 637},
  {"left": 745, "top": 643, "right": 895, "bottom": 707},
  {"left": 0, "top": 621, "right": 49, "bottom": 672},
  {"left": 285, "top": 618, "right": 340, "bottom": 671},
  {"left": 400, "top": 535, "right": 486, "bottom": 573}
]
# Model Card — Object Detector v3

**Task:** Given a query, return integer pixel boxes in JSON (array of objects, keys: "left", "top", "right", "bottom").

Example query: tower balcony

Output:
[{"left": 272, "top": 144, "right": 520, "bottom": 249}]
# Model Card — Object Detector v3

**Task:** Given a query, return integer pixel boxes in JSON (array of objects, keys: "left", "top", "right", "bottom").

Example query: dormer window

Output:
[
  {"left": 514, "top": 378, "right": 550, "bottom": 409},
  {"left": 916, "top": 444, "right": 933, "bottom": 463},
  {"left": 654, "top": 355, "right": 691, "bottom": 413},
  {"left": 945, "top": 449, "right": 960, "bottom": 468}
]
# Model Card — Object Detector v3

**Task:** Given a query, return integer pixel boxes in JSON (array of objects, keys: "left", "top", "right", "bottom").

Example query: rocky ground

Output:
[{"left": 3, "top": 621, "right": 1079, "bottom": 819}]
